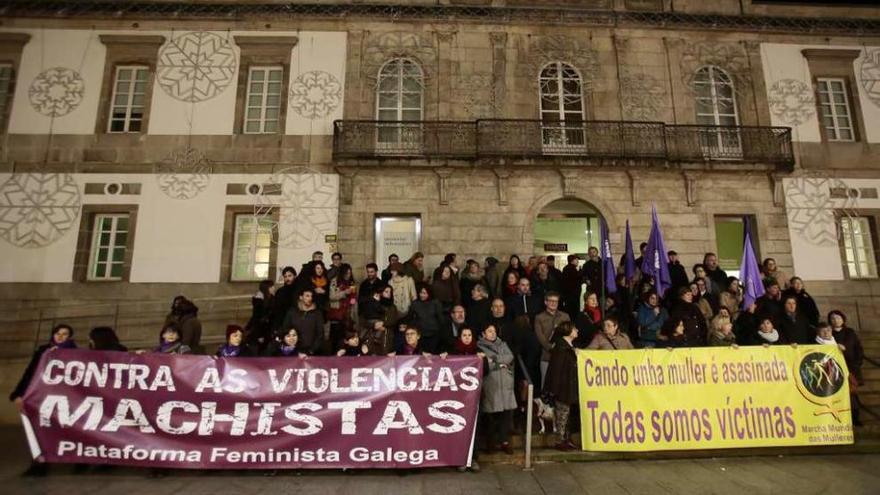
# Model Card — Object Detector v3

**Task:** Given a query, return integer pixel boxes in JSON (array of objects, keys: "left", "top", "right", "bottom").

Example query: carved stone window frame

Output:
[
  {"left": 232, "top": 36, "right": 298, "bottom": 135},
  {"left": 219, "top": 205, "right": 280, "bottom": 283},
  {"left": 95, "top": 35, "right": 165, "bottom": 135},
  {"left": 0, "top": 33, "right": 30, "bottom": 134},
  {"left": 72, "top": 204, "right": 139, "bottom": 283},
  {"left": 802, "top": 49, "right": 866, "bottom": 143}
]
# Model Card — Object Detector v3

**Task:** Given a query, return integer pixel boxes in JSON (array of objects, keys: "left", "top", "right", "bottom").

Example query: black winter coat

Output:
[
  {"left": 670, "top": 301, "right": 709, "bottom": 346},
  {"left": 543, "top": 339, "right": 578, "bottom": 405}
]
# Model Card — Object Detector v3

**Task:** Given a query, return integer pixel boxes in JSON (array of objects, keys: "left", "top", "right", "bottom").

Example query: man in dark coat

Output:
[
  {"left": 757, "top": 281, "right": 784, "bottom": 327},
  {"left": 529, "top": 261, "right": 559, "bottom": 305},
  {"left": 669, "top": 286, "right": 709, "bottom": 346},
  {"left": 667, "top": 250, "right": 690, "bottom": 292},
  {"left": 358, "top": 263, "right": 384, "bottom": 313},
  {"left": 580, "top": 247, "right": 601, "bottom": 295},
  {"left": 281, "top": 289, "right": 325, "bottom": 355},
  {"left": 271, "top": 266, "right": 298, "bottom": 332},
  {"left": 440, "top": 304, "right": 468, "bottom": 353},
  {"left": 779, "top": 296, "right": 813, "bottom": 344},
  {"left": 703, "top": 253, "right": 728, "bottom": 293},
  {"left": 560, "top": 254, "right": 583, "bottom": 319},
  {"left": 505, "top": 277, "right": 541, "bottom": 324},
  {"left": 483, "top": 257, "right": 503, "bottom": 299}
]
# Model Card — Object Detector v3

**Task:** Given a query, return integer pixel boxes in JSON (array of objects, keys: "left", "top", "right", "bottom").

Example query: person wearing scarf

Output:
[
  {"left": 449, "top": 327, "right": 487, "bottom": 473},
  {"left": 265, "top": 327, "right": 301, "bottom": 357},
  {"left": 10, "top": 324, "right": 75, "bottom": 477},
  {"left": 502, "top": 271, "right": 519, "bottom": 298},
  {"left": 216, "top": 325, "right": 254, "bottom": 357},
  {"left": 396, "top": 325, "right": 426, "bottom": 356},
  {"left": 754, "top": 317, "right": 786, "bottom": 346},
  {"left": 310, "top": 262, "right": 330, "bottom": 310},
  {"left": 815, "top": 323, "right": 837, "bottom": 346},
  {"left": 154, "top": 323, "right": 192, "bottom": 355}
]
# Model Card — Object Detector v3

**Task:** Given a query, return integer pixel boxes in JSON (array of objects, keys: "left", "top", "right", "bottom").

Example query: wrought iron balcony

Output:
[
  {"left": 333, "top": 119, "right": 794, "bottom": 168},
  {"left": 332, "top": 120, "right": 477, "bottom": 159},
  {"left": 476, "top": 120, "right": 668, "bottom": 159}
]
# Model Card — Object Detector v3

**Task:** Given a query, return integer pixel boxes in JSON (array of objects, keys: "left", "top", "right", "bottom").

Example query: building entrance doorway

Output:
[{"left": 534, "top": 199, "right": 601, "bottom": 272}]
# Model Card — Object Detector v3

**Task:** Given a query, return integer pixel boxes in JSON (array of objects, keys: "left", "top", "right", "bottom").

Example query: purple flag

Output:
[
  {"left": 624, "top": 220, "right": 637, "bottom": 284},
  {"left": 739, "top": 217, "right": 765, "bottom": 310},
  {"left": 600, "top": 217, "right": 617, "bottom": 294},
  {"left": 640, "top": 205, "right": 672, "bottom": 297}
]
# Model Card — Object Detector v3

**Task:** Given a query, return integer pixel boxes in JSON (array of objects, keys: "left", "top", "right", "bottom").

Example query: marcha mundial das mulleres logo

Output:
[{"left": 794, "top": 350, "right": 849, "bottom": 421}]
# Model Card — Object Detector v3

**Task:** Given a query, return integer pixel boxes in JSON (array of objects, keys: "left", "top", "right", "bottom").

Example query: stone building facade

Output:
[{"left": 0, "top": 1, "right": 879, "bottom": 421}]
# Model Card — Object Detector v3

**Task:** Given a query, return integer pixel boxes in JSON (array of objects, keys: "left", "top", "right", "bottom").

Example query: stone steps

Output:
[{"left": 0, "top": 297, "right": 252, "bottom": 358}]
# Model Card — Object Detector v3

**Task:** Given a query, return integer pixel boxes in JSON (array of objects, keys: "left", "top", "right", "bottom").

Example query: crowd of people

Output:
[{"left": 8, "top": 248, "right": 867, "bottom": 474}]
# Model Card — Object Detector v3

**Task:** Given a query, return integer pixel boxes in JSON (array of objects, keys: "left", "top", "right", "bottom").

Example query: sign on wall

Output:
[{"left": 375, "top": 216, "right": 420, "bottom": 265}]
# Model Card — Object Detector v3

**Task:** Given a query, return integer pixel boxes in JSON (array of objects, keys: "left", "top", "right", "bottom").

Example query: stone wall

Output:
[{"left": 338, "top": 167, "right": 789, "bottom": 279}]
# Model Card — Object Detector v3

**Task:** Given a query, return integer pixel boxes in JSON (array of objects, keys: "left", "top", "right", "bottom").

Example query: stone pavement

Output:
[{"left": 0, "top": 427, "right": 878, "bottom": 495}]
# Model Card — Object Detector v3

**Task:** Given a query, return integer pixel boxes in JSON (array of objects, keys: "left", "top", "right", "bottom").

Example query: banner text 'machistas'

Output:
[{"left": 37, "top": 396, "right": 470, "bottom": 437}]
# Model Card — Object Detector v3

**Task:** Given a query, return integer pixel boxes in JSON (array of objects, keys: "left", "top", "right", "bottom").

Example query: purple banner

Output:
[{"left": 21, "top": 350, "right": 482, "bottom": 469}]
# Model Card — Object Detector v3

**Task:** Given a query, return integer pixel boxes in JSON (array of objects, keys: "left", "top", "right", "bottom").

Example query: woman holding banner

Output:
[
  {"left": 153, "top": 323, "right": 192, "bottom": 355},
  {"left": 9, "top": 323, "right": 75, "bottom": 477},
  {"left": 449, "top": 327, "right": 486, "bottom": 473},
  {"left": 10, "top": 324, "right": 76, "bottom": 409},
  {"left": 216, "top": 325, "right": 256, "bottom": 357},
  {"left": 543, "top": 321, "right": 579, "bottom": 451},
  {"left": 265, "top": 327, "right": 302, "bottom": 357}
]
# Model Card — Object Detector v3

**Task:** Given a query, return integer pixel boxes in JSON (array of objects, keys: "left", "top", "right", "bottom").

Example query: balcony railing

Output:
[
  {"left": 333, "top": 119, "right": 794, "bottom": 168},
  {"left": 476, "top": 120, "right": 668, "bottom": 159},
  {"left": 332, "top": 120, "right": 477, "bottom": 159}
]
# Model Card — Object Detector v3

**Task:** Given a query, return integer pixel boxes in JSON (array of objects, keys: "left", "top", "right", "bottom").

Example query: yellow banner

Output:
[{"left": 577, "top": 345, "right": 853, "bottom": 451}]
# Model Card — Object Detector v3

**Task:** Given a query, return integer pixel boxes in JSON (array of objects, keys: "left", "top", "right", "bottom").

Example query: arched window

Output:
[
  {"left": 376, "top": 58, "right": 423, "bottom": 149},
  {"left": 693, "top": 66, "right": 742, "bottom": 158},
  {"left": 694, "top": 66, "right": 739, "bottom": 126},
  {"left": 539, "top": 62, "right": 585, "bottom": 152}
]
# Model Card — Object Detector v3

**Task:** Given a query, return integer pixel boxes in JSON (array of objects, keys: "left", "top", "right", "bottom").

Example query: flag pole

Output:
[{"left": 600, "top": 216, "right": 606, "bottom": 321}]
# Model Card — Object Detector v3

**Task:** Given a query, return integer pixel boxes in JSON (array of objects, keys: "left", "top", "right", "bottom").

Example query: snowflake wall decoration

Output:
[
  {"left": 156, "top": 147, "right": 212, "bottom": 200},
  {"left": 785, "top": 174, "right": 858, "bottom": 247},
  {"left": 453, "top": 74, "right": 500, "bottom": 119},
  {"left": 253, "top": 167, "right": 337, "bottom": 249},
  {"left": 524, "top": 35, "right": 599, "bottom": 91},
  {"left": 858, "top": 48, "right": 880, "bottom": 108},
  {"left": 289, "top": 71, "right": 342, "bottom": 119},
  {"left": 28, "top": 67, "right": 85, "bottom": 117},
  {"left": 0, "top": 173, "right": 81, "bottom": 248},
  {"left": 768, "top": 79, "right": 816, "bottom": 126},
  {"left": 361, "top": 31, "right": 437, "bottom": 85},
  {"left": 620, "top": 70, "right": 666, "bottom": 121},
  {"left": 156, "top": 31, "right": 237, "bottom": 103}
]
